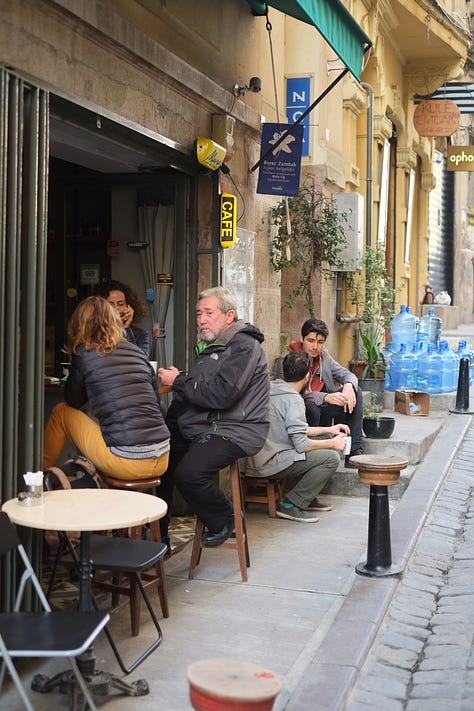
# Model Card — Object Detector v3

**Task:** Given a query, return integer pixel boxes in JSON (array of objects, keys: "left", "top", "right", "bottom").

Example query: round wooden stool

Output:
[
  {"left": 349, "top": 454, "right": 408, "bottom": 578},
  {"left": 187, "top": 658, "right": 282, "bottom": 711}
]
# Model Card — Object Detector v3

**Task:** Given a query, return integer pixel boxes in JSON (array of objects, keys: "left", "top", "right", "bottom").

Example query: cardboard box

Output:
[{"left": 394, "top": 390, "right": 429, "bottom": 416}]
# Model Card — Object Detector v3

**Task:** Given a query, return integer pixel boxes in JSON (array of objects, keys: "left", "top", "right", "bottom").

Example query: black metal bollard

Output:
[
  {"left": 355, "top": 484, "right": 403, "bottom": 578},
  {"left": 449, "top": 357, "right": 474, "bottom": 414}
]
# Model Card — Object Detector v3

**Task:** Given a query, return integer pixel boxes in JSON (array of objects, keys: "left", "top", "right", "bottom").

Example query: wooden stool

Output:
[
  {"left": 349, "top": 454, "right": 408, "bottom": 578},
  {"left": 187, "top": 658, "right": 282, "bottom": 711},
  {"left": 188, "top": 461, "right": 250, "bottom": 582},
  {"left": 241, "top": 475, "right": 283, "bottom": 518},
  {"left": 98, "top": 474, "right": 169, "bottom": 633}
]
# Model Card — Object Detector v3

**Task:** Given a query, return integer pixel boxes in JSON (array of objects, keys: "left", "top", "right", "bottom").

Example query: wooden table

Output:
[{"left": 2, "top": 488, "right": 167, "bottom": 706}]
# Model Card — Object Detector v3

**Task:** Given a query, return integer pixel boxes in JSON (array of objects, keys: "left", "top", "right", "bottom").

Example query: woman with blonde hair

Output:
[{"left": 43, "top": 296, "right": 169, "bottom": 480}]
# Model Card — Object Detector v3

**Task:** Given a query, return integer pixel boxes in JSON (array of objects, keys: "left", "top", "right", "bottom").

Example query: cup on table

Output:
[{"left": 343, "top": 435, "right": 352, "bottom": 456}]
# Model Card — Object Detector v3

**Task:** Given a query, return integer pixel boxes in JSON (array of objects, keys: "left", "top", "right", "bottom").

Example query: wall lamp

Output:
[{"left": 233, "top": 76, "right": 262, "bottom": 97}]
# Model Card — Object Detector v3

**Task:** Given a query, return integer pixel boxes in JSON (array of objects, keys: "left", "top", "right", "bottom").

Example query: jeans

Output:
[
  {"left": 158, "top": 428, "right": 246, "bottom": 537},
  {"left": 303, "top": 388, "right": 363, "bottom": 454},
  {"left": 268, "top": 444, "right": 340, "bottom": 510},
  {"left": 43, "top": 402, "right": 169, "bottom": 480}
]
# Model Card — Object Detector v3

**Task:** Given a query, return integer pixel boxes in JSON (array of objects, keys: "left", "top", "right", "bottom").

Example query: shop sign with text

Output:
[
  {"left": 413, "top": 100, "right": 460, "bottom": 137},
  {"left": 447, "top": 145, "right": 474, "bottom": 171}
]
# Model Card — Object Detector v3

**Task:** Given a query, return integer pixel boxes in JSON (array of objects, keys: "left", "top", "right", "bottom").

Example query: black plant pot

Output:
[{"left": 362, "top": 417, "right": 395, "bottom": 439}]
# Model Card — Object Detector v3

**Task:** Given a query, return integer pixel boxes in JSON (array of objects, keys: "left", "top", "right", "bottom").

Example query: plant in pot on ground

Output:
[
  {"left": 269, "top": 174, "right": 348, "bottom": 316},
  {"left": 362, "top": 393, "right": 395, "bottom": 439}
]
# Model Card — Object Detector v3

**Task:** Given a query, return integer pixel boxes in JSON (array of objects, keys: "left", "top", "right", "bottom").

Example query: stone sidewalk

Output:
[{"left": 346, "top": 420, "right": 474, "bottom": 711}]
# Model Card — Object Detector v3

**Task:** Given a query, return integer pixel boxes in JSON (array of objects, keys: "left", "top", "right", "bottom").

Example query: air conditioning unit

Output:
[{"left": 333, "top": 192, "right": 364, "bottom": 271}]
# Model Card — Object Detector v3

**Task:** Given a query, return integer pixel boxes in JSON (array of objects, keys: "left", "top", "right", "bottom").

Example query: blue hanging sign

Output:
[
  {"left": 286, "top": 77, "right": 310, "bottom": 157},
  {"left": 256, "top": 122, "right": 303, "bottom": 197}
]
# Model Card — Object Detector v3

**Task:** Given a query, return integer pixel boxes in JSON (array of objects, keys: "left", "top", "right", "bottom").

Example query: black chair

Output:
[
  {"left": 0, "top": 511, "right": 109, "bottom": 711},
  {"left": 48, "top": 531, "right": 168, "bottom": 674}
]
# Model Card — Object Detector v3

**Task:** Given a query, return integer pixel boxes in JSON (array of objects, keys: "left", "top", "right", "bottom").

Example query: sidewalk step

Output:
[{"left": 323, "top": 407, "right": 448, "bottom": 499}]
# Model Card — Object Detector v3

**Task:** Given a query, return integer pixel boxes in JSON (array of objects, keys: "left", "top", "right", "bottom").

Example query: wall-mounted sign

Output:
[
  {"left": 220, "top": 193, "right": 237, "bottom": 248},
  {"left": 286, "top": 77, "right": 310, "bottom": 157},
  {"left": 447, "top": 145, "right": 474, "bottom": 171},
  {"left": 413, "top": 100, "right": 460, "bottom": 137},
  {"left": 157, "top": 273, "right": 174, "bottom": 285},
  {"left": 80, "top": 264, "right": 100, "bottom": 285},
  {"left": 256, "top": 122, "right": 303, "bottom": 197}
]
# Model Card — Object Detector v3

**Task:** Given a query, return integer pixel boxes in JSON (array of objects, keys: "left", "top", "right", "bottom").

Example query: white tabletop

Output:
[{"left": 1, "top": 488, "right": 167, "bottom": 532}]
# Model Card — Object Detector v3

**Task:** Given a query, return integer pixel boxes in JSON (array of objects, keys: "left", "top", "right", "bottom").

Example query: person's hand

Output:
[
  {"left": 331, "top": 434, "right": 347, "bottom": 451},
  {"left": 158, "top": 366, "right": 180, "bottom": 387},
  {"left": 323, "top": 391, "right": 348, "bottom": 408},
  {"left": 342, "top": 383, "right": 356, "bottom": 413},
  {"left": 119, "top": 305, "right": 134, "bottom": 328},
  {"left": 328, "top": 423, "right": 350, "bottom": 436}
]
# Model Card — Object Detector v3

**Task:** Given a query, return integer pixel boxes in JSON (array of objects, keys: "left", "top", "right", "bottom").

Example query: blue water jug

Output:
[
  {"left": 389, "top": 343, "right": 417, "bottom": 391},
  {"left": 418, "top": 306, "right": 442, "bottom": 345},
  {"left": 438, "top": 340, "right": 457, "bottom": 392},
  {"left": 390, "top": 305, "right": 417, "bottom": 352},
  {"left": 417, "top": 343, "right": 442, "bottom": 394},
  {"left": 456, "top": 340, "right": 474, "bottom": 385}
]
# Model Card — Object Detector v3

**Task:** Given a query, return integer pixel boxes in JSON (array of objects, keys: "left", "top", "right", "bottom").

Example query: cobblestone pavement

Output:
[{"left": 346, "top": 421, "right": 474, "bottom": 711}]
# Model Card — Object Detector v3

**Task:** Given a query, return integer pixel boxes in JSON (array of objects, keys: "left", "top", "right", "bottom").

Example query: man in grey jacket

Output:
[
  {"left": 274, "top": 318, "right": 363, "bottom": 467},
  {"left": 245, "top": 351, "right": 348, "bottom": 522}
]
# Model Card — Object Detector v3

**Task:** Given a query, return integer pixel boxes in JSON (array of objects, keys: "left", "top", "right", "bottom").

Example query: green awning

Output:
[{"left": 247, "top": 0, "right": 371, "bottom": 80}]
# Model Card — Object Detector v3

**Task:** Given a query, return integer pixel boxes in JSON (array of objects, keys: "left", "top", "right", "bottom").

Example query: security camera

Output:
[{"left": 248, "top": 77, "right": 262, "bottom": 93}]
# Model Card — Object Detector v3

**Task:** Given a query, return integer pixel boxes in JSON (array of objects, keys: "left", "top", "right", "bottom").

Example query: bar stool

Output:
[
  {"left": 241, "top": 475, "right": 283, "bottom": 518},
  {"left": 349, "top": 454, "right": 408, "bottom": 578},
  {"left": 188, "top": 461, "right": 250, "bottom": 582},
  {"left": 98, "top": 473, "right": 169, "bottom": 632}
]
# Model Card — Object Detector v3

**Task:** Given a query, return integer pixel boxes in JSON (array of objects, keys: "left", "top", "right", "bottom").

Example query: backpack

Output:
[{"left": 44, "top": 455, "right": 105, "bottom": 491}]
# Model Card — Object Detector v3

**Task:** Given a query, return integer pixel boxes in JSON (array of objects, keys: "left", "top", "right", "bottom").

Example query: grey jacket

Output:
[
  {"left": 273, "top": 344, "right": 358, "bottom": 406},
  {"left": 244, "top": 379, "right": 311, "bottom": 478},
  {"left": 172, "top": 320, "right": 270, "bottom": 456}
]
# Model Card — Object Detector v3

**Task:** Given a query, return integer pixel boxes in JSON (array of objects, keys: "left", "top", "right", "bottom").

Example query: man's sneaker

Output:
[
  {"left": 306, "top": 497, "right": 333, "bottom": 512},
  {"left": 276, "top": 504, "right": 319, "bottom": 523}
]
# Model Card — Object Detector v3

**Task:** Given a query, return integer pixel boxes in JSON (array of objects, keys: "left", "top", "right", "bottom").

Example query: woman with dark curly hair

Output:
[
  {"left": 97, "top": 280, "right": 150, "bottom": 357},
  {"left": 43, "top": 296, "right": 169, "bottom": 480}
]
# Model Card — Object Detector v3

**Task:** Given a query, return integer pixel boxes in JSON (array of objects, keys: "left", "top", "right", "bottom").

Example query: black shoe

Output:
[
  {"left": 202, "top": 513, "right": 235, "bottom": 547},
  {"left": 345, "top": 450, "right": 363, "bottom": 469}
]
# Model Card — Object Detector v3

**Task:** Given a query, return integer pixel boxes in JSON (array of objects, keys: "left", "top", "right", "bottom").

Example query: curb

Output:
[{"left": 284, "top": 411, "right": 473, "bottom": 711}]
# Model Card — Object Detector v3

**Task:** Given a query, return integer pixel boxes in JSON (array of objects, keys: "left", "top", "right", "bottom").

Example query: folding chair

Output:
[
  {"left": 0, "top": 511, "right": 109, "bottom": 711},
  {"left": 47, "top": 531, "right": 168, "bottom": 674}
]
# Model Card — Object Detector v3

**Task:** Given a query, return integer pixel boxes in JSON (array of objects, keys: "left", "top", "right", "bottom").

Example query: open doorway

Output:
[{"left": 46, "top": 96, "right": 196, "bottom": 377}]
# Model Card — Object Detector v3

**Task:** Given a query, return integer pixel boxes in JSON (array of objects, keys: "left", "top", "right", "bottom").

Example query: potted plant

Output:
[
  {"left": 362, "top": 393, "right": 395, "bottom": 439},
  {"left": 345, "top": 244, "right": 401, "bottom": 404},
  {"left": 269, "top": 174, "right": 348, "bottom": 315}
]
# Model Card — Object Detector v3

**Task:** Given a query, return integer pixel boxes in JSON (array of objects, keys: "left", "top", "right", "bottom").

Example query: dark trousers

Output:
[
  {"left": 159, "top": 427, "right": 246, "bottom": 538},
  {"left": 303, "top": 388, "right": 363, "bottom": 454}
]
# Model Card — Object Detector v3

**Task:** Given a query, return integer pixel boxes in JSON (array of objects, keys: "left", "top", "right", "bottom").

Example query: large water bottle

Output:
[
  {"left": 417, "top": 343, "right": 443, "bottom": 393},
  {"left": 390, "top": 305, "right": 417, "bottom": 352},
  {"left": 456, "top": 340, "right": 474, "bottom": 385},
  {"left": 418, "top": 306, "right": 442, "bottom": 345},
  {"left": 438, "top": 340, "right": 456, "bottom": 392},
  {"left": 389, "top": 343, "right": 417, "bottom": 391}
]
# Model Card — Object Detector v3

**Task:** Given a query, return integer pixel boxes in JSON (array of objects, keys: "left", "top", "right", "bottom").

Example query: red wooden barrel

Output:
[{"left": 187, "top": 658, "right": 282, "bottom": 711}]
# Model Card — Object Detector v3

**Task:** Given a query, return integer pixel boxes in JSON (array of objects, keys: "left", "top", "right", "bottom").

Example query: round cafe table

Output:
[{"left": 2, "top": 488, "right": 167, "bottom": 707}]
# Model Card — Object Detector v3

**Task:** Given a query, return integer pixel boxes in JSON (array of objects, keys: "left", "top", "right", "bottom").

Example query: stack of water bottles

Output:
[{"left": 385, "top": 305, "right": 473, "bottom": 394}]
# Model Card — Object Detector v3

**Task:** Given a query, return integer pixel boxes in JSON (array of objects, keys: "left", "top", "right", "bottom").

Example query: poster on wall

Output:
[{"left": 256, "top": 122, "right": 303, "bottom": 197}]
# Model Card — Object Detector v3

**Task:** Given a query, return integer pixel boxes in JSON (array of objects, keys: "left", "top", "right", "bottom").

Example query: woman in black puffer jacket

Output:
[{"left": 43, "top": 296, "right": 170, "bottom": 480}]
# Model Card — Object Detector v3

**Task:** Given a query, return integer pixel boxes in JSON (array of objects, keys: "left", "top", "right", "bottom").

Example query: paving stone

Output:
[
  {"left": 380, "top": 632, "right": 425, "bottom": 655},
  {"left": 410, "top": 682, "right": 462, "bottom": 699},
  {"left": 406, "top": 699, "right": 461, "bottom": 711},
  {"left": 377, "top": 646, "right": 420, "bottom": 670},
  {"left": 413, "top": 669, "right": 465, "bottom": 685},
  {"left": 349, "top": 690, "right": 404, "bottom": 710},
  {"left": 357, "top": 673, "right": 407, "bottom": 698},
  {"left": 418, "top": 649, "right": 468, "bottom": 669}
]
